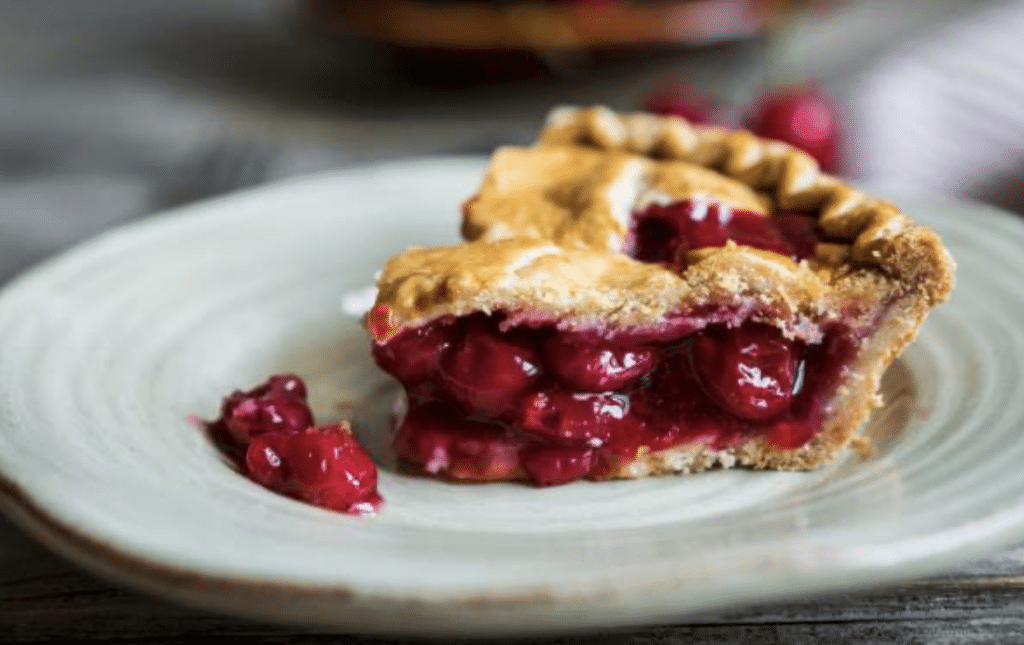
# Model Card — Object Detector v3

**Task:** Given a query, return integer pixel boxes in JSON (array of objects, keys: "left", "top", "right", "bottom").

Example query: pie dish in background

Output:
[
  {"left": 301, "top": 0, "right": 780, "bottom": 82},
  {"left": 368, "top": 106, "right": 955, "bottom": 485},
  {"left": 305, "top": 0, "right": 771, "bottom": 53}
]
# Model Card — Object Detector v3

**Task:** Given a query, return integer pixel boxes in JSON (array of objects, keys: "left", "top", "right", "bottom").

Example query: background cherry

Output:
[
  {"left": 747, "top": 84, "right": 842, "bottom": 173},
  {"left": 644, "top": 83, "right": 719, "bottom": 125}
]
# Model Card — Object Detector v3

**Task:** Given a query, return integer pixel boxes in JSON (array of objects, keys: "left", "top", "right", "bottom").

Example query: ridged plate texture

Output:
[{"left": 0, "top": 158, "right": 1019, "bottom": 636}]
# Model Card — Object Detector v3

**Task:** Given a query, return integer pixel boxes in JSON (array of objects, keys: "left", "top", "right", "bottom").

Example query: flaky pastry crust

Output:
[
  {"left": 369, "top": 106, "right": 956, "bottom": 478},
  {"left": 463, "top": 105, "right": 954, "bottom": 303},
  {"left": 369, "top": 236, "right": 940, "bottom": 474}
]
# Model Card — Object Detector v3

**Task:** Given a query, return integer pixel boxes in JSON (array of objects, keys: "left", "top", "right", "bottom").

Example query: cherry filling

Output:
[
  {"left": 375, "top": 311, "right": 861, "bottom": 487},
  {"left": 690, "top": 323, "right": 800, "bottom": 422},
  {"left": 204, "top": 374, "right": 383, "bottom": 515},
  {"left": 627, "top": 199, "right": 819, "bottom": 267}
]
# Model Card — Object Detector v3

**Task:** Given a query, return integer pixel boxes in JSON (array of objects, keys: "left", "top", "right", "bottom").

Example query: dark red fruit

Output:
[
  {"left": 446, "top": 429, "right": 521, "bottom": 481},
  {"left": 215, "top": 374, "right": 314, "bottom": 445},
  {"left": 770, "top": 418, "right": 817, "bottom": 450},
  {"left": 631, "top": 216, "right": 679, "bottom": 264},
  {"left": 372, "top": 320, "right": 454, "bottom": 385},
  {"left": 206, "top": 374, "right": 382, "bottom": 514},
  {"left": 286, "top": 424, "right": 379, "bottom": 512},
  {"left": 394, "top": 402, "right": 520, "bottom": 480},
  {"left": 520, "top": 446, "right": 596, "bottom": 486},
  {"left": 225, "top": 392, "right": 314, "bottom": 444},
  {"left": 265, "top": 374, "right": 307, "bottom": 399},
  {"left": 520, "top": 390, "right": 629, "bottom": 446},
  {"left": 725, "top": 212, "right": 795, "bottom": 256},
  {"left": 544, "top": 335, "right": 659, "bottom": 391},
  {"left": 645, "top": 84, "right": 718, "bottom": 125},
  {"left": 630, "top": 200, "right": 807, "bottom": 268},
  {"left": 245, "top": 431, "right": 291, "bottom": 488},
  {"left": 377, "top": 312, "right": 862, "bottom": 486},
  {"left": 288, "top": 431, "right": 340, "bottom": 488},
  {"left": 689, "top": 323, "right": 801, "bottom": 421},
  {"left": 393, "top": 401, "right": 456, "bottom": 474},
  {"left": 440, "top": 320, "right": 541, "bottom": 415},
  {"left": 236, "top": 373, "right": 306, "bottom": 400},
  {"left": 748, "top": 85, "right": 842, "bottom": 173},
  {"left": 773, "top": 212, "right": 820, "bottom": 261}
]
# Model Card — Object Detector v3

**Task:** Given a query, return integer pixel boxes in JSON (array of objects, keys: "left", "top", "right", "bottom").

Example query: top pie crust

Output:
[
  {"left": 376, "top": 106, "right": 954, "bottom": 341},
  {"left": 461, "top": 105, "right": 954, "bottom": 299},
  {"left": 461, "top": 145, "right": 772, "bottom": 253}
]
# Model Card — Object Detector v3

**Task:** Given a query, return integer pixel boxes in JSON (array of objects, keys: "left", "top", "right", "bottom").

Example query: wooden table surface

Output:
[
  {"left": 3, "top": 507, "right": 1024, "bottom": 644},
  {"left": 1, "top": 1, "right": 1021, "bottom": 642}
]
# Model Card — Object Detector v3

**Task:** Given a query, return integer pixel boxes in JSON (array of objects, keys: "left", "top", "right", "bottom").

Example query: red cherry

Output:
[
  {"left": 770, "top": 418, "right": 817, "bottom": 450},
  {"left": 631, "top": 216, "right": 679, "bottom": 264},
  {"left": 520, "top": 446, "right": 596, "bottom": 486},
  {"left": 265, "top": 374, "right": 307, "bottom": 399},
  {"left": 748, "top": 85, "right": 842, "bottom": 173},
  {"left": 286, "top": 424, "right": 379, "bottom": 512},
  {"left": 446, "top": 429, "right": 521, "bottom": 482},
  {"left": 208, "top": 375, "right": 381, "bottom": 513},
  {"left": 219, "top": 390, "right": 249, "bottom": 424},
  {"left": 689, "top": 323, "right": 801, "bottom": 421},
  {"left": 214, "top": 374, "right": 313, "bottom": 445},
  {"left": 372, "top": 320, "right": 455, "bottom": 385},
  {"left": 439, "top": 320, "right": 541, "bottom": 415},
  {"left": 244, "top": 431, "right": 291, "bottom": 488},
  {"left": 645, "top": 84, "right": 718, "bottom": 125},
  {"left": 544, "top": 335, "right": 659, "bottom": 391},
  {"left": 225, "top": 392, "right": 313, "bottom": 444},
  {"left": 520, "top": 390, "right": 629, "bottom": 446},
  {"left": 392, "top": 401, "right": 456, "bottom": 473},
  {"left": 773, "top": 212, "right": 820, "bottom": 261},
  {"left": 287, "top": 431, "right": 339, "bottom": 488},
  {"left": 631, "top": 200, "right": 799, "bottom": 268},
  {"left": 393, "top": 402, "right": 519, "bottom": 480},
  {"left": 716, "top": 210, "right": 796, "bottom": 257}
]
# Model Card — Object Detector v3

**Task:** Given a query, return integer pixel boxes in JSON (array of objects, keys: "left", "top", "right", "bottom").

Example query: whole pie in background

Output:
[
  {"left": 308, "top": 0, "right": 772, "bottom": 51},
  {"left": 303, "top": 0, "right": 846, "bottom": 81}
]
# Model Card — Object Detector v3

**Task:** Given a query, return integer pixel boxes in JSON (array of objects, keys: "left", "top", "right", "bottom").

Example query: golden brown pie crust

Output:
[
  {"left": 368, "top": 106, "right": 956, "bottom": 479},
  {"left": 461, "top": 145, "right": 771, "bottom": 253},
  {"left": 464, "top": 105, "right": 954, "bottom": 299}
]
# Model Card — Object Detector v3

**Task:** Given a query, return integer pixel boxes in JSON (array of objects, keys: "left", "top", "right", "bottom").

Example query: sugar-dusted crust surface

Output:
[
  {"left": 464, "top": 105, "right": 955, "bottom": 303},
  {"left": 369, "top": 105, "right": 956, "bottom": 478},
  {"left": 371, "top": 238, "right": 886, "bottom": 344},
  {"left": 462, "top": 145, "right": 770, "bottom": 252}
]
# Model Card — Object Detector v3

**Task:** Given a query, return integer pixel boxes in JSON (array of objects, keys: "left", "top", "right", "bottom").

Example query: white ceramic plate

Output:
[{"left": 0, "top": 158, "right": 1021, "bottom": 636}]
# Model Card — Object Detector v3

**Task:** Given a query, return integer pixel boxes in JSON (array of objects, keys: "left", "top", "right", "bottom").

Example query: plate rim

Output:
[{"left": 0, "top": 158, "right": 1022, "bottom": 635}]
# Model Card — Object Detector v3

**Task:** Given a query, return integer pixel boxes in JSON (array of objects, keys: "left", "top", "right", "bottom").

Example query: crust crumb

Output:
[{"left": 850, "top": 435, "right": 875, "bottom": 459}]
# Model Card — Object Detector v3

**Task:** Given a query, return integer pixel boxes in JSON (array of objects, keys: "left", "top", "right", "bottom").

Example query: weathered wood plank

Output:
[{"left": 1, "top": 509, "right": 1024, "bottom": 643}]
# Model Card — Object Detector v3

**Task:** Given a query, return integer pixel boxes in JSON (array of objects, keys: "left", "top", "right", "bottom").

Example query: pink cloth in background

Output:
[{"left": 851, "top": 1, "right": 1024, "bottom": 212}]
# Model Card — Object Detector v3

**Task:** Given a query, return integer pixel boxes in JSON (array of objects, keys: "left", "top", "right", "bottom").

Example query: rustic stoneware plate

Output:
[{"left": 0, "top": 158, "right": 1020, "bottom": 636}]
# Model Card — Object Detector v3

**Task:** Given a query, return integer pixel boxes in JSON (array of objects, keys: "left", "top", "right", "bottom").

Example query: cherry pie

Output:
[{"left": 367, "top": 106, "right": 955, "bottom": 486}]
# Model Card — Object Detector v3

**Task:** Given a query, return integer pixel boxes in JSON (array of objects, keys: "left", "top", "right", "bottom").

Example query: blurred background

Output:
[{"left": 0, "top": 0, "right": 1020, "bottom": 283}]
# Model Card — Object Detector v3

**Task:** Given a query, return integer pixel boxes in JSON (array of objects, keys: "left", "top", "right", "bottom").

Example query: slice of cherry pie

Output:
[{"left": 367, "top": 106, "right": 955, "bottom": 486}]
